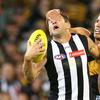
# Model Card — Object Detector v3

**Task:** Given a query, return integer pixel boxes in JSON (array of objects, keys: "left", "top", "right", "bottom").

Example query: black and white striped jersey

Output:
[{"left": 45, "top": 34, "right": 95, "bottom": 100}]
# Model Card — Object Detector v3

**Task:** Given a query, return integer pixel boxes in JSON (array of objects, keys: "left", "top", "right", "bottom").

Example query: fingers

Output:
[
  {"left": 34, "top": 38, "right": 42, "bottom": 45},
  {"left": 28, "top": 39, "right": 43, "bottom": 50},
  {"left": 32, "top": 39, "right": 43, "bottom": 49},
  {"left": 27, "top": 38, "right": 42, "bottom": 47},
  {"left": 26, "top": 38, "right": 45, "bottom": 61},
  {"left": 34, "top": 39, "right": 45, "bottom": 53}
]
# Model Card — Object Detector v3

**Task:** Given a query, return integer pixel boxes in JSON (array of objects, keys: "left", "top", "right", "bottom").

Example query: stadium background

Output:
[{"left": 0, "top": 0, "right": 100, "bottom": 100}]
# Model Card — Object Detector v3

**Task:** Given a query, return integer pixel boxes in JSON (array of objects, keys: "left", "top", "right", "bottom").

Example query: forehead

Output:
[{"left": 46, "top": 10, "right": 63, "bottom": 21}]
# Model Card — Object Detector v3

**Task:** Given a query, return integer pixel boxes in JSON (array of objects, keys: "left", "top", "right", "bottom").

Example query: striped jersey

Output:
[{"left": 45, "top": 34, "right": 95, "bottom": 100}]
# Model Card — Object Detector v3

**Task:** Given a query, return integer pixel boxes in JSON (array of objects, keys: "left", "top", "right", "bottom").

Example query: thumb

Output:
[{"left": 27, "top": 41, "right": 31, "bottom": 48}]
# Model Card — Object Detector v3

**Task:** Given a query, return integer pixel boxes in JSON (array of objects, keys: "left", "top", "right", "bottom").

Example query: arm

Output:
[
  {"left": 22, "top": 39, "right": 47, "bottom": 82},
  {"left": 23, "top": 57, "right": 47, "bottom": 82},
  {"left": 71, "top": 27, "right": 91, "bottom": 37},
  {"left": 71, "top": 27, "right": 99, "bottom": 57},
  {"left": 87, "top": 37, "right": 100, "bottom": 58}
]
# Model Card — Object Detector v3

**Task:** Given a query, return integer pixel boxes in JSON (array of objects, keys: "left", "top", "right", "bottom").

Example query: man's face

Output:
[
  {"left": 46, "top": 9, "right": 70, "bottom": 36},
  {"left": 94, "top": 15, "right": 100, "bottom": 39}
]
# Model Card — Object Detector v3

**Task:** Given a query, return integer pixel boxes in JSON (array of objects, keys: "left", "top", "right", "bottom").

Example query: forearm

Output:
[
  {"left": 87, "top": 37, "right": 100, "bottom": 58},
  {"left": 72, "top": 27, "right": 91, "bottom": 37},
  {"left": 23, "top": 58, "right": 45, "bottom": 82},
  {"left": 23, "top": 59, "right": 34, "bottom": 82}
]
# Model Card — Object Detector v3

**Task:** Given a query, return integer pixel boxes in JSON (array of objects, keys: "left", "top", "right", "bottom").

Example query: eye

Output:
[
  {"left": 96, "top": 19, "right": 99, "bottom": 23},
  {"left": 48, "top": 19, "right": 52, "bottom": 23}
]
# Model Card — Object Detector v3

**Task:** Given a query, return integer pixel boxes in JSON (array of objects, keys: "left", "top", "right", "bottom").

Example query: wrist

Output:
[{"left": 24, "top": 54, "right": 32, "bottom": 61}]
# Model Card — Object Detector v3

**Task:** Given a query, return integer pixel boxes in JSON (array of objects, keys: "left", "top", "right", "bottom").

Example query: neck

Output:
[{"left": 53, "top": 31, "right": 71, "bottom": 43}]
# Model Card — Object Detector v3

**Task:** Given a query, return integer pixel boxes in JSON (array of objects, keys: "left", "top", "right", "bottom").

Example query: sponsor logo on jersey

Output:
[
  {"left": 69, "top": 50, "right": 85, "bottom": 58},
  {"left": 54, "top": 54, "right": 66, "bottom": 60}
]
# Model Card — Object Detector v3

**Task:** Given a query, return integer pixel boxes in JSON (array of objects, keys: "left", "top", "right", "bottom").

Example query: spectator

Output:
[{"left": 0, "top": 62, "right": 21, "bottom": 100}]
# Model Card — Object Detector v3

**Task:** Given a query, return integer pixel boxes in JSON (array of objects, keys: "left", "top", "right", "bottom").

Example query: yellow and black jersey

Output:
[
  {"left": 88, "top": 34, "right": 99, "bottom": 76},
  {"left": 89, "top": 59, "right": 99, "bottom": 96},
  {"left": 87, "top": 34, "right": 99, "bottom": 96},
  {"left": 89, "top": 60, "right": 99, "bottom": 76}
]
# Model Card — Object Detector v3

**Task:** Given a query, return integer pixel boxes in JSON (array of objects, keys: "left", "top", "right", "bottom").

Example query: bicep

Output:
[{"left": 87, "top": 37, "right": 99, "bottom": 58}]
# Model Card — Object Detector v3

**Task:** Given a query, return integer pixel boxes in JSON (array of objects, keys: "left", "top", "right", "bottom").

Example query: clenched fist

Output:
[{"left": 24, "top": 39, "right": 45, "bottom": 61}]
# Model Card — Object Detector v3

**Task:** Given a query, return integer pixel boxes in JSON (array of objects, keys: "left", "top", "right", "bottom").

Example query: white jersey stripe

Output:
[
  {"left": 73, "top": 35, "right": 89, "bottom": 100},
  {"left": 62, "top": 42, "right": 78, "bottom": 100},
  {"left": 51, "top": 40, "right": 65, "bottom": 100}
]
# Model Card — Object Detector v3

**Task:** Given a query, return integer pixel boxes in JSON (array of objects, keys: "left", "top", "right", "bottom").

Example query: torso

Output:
[{"left": 45, "top": 34, "right": 95, "bottom": 100}]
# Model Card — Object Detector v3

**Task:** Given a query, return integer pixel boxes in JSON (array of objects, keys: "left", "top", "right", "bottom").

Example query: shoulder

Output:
[{"left": 72, "top": 33, "right": 87, "bottom": 40}]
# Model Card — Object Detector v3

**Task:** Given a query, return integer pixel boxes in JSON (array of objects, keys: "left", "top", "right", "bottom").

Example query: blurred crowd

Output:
[{"left": 0, "top": 0, "right": 100, "bottom": 100}]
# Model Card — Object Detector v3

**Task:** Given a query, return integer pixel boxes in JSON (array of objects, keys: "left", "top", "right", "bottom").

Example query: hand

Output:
[{"left": 24, "top": 39, "right": 45, "bottom": 61}]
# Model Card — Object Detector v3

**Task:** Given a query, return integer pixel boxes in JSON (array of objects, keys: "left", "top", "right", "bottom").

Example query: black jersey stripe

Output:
[
  {"left": 45, "top": 40, "right": 59, "bottom": 100},
  {"left": 70, "top": 36, "right": 83, "bottom": 100},
  {"left": 55, "top": 41, "right": 72, "bottom": 100}
]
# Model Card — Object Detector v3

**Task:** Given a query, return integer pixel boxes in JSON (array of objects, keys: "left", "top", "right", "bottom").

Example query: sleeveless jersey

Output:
[{"left": 45, "top": 34, "right": 95, "bottom": 100}]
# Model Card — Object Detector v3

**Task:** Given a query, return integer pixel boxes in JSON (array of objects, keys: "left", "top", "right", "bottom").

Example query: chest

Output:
[{"left": 49, "top": 39, "right": 88, "bottom": 74}]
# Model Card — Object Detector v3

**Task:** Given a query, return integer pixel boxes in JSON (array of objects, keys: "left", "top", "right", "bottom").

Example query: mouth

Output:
[
  {"left": 53, "top": 26, "right": 59, "bottom": 30},
  {"left": 95, "top": 29, "right": 100, "bottom": 34}
]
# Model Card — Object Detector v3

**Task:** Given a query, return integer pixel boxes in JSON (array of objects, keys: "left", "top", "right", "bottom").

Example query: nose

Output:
[{"left": 52, "top": 21, "right": 57, "bottom": 24}]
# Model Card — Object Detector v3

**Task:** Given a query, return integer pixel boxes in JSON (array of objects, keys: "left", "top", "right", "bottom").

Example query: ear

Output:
[{"left": 64, "top": 22, "right": 71, "bottom": 29}]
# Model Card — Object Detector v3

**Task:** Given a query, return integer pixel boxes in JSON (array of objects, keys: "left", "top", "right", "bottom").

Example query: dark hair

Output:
[{"left": 60, "top": 11, "right": 69, "bottom": 22}]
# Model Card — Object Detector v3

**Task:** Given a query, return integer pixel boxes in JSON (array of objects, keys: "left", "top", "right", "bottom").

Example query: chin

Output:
[
  {"left": 50, "top": 31, "right": 58, "bottom": 35},
  {"left": 53, "top": 32, "right": 61, "bottom": 36},
  {"left": 94, "top": 34, "right": 100, "bottom": 39},
  {"left": 94, "top": 32, "right": 100, "bottom": 34}
]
